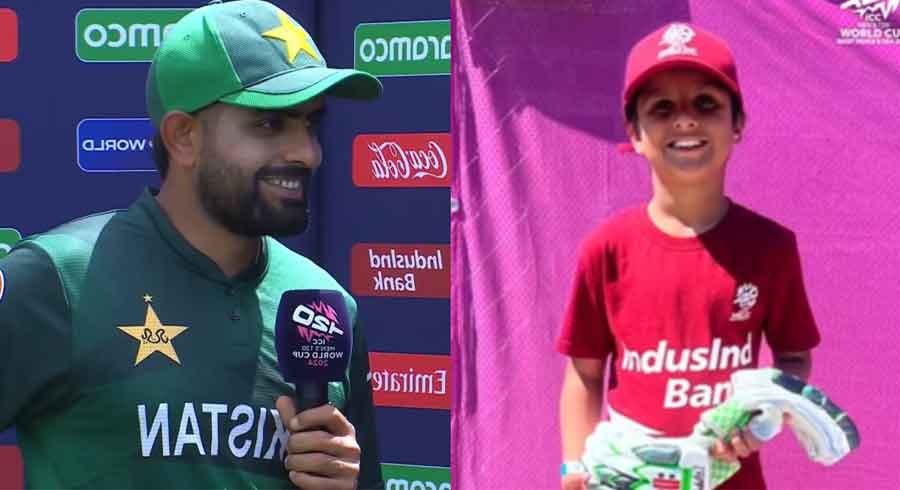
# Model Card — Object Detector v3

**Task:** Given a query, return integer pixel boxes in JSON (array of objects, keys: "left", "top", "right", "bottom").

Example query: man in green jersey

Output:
[{"left": 0, "top": 1, "right": 384, "bottom": 488}]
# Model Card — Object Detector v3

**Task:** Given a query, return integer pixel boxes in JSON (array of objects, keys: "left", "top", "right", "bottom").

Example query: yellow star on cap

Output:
[
  {"left": 262, "top": 10, "right": 319, "bottom": 63},
  {"left": 118, "top": 302, "right": 188, "bottom": 366}
]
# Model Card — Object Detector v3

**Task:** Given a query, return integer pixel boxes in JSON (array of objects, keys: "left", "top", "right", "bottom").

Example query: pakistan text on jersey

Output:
[{"left": 138, "top": 403, "right": 287, "bottom": 461}]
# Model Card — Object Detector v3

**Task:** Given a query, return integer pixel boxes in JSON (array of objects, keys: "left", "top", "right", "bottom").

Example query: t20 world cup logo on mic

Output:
[{"left": 275, "top": 290, "right": 353, "bottom": 384}]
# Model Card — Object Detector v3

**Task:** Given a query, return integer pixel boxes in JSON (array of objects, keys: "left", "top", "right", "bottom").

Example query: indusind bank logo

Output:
[
  {"left": 75, "top": 9, "right": 190, "bottom": 62},
  {"left": 350, "top": 244, "right": 449, "bottom": 298}
]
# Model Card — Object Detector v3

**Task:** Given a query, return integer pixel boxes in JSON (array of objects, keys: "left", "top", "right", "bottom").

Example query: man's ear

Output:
[{"left": 160, "top": 111, "right": 202, "bottom": 173}]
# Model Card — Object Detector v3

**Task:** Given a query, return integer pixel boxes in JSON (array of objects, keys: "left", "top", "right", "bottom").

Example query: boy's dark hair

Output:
[
  {"left": 625, "top": 84, "right": 745, "bottom": 134},
  {"left": 151, "top": 131, "right": 169, "bottom": 180}
]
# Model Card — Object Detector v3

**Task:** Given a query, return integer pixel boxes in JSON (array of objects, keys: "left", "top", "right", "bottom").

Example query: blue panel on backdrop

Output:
[
  {"left": 0, "top": 429, "right": 16, "bottom": 445},
  {"left": 76, "top": 118, "right": 154, "bottom": 172},
  {"left": 375, "top": 409, "right": 449, "bottom": 467}
]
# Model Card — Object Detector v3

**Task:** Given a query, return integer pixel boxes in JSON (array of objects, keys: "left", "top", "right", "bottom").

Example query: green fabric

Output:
[
  {"left": 0, "top": 189, "right": 383, "bottom": 489},
  {"left": 146, "top": 0, "right": 381, "bottom": 128}
]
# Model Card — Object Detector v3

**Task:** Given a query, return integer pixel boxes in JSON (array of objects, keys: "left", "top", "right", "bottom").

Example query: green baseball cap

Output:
[{"left": 146, "top": 0, "right": 382, "bottom": 128}]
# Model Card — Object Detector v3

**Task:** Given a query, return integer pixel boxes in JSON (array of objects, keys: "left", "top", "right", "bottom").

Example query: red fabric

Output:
[{"left": 557, "top": 201, "right": 820, "bottom": 488}]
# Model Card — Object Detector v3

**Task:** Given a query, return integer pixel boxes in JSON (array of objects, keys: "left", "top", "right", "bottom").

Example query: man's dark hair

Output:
[
  {"left": 625, "top": 85, "right": 745, "bottom": 134},
  {"left": 151, "top": 131, "right": 169, "bottom": 180}
]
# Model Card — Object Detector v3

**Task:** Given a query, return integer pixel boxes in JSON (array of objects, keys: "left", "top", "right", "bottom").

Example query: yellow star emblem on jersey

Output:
[
  {"left": 118, "top": 295, "right": 188, "bottom": 366},
  {"left": 261, "top": 10, "right": 319, "bottom": 63}
]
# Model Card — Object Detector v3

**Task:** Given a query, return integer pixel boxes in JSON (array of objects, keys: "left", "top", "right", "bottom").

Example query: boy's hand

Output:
[
  {"left": 709, "top": 413, "right": 791, "bottom": 462},
  {"left": 561, "top": 472, "right": 590, "bottom": 490},
  {"left": 710, "top": 427, "right": 762, "bottom": 462}
]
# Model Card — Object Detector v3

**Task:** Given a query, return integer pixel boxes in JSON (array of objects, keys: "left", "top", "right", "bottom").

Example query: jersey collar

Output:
[{"left": 134, "top": 188, "right": 269, "bottom": 287}]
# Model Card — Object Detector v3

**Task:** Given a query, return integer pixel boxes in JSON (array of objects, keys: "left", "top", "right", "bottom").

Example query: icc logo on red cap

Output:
[{"left": 658, "top": 23, "right": 698, "bottom": 59}]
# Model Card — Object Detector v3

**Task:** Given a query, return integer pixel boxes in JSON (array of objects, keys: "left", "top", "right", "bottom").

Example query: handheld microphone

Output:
[{"left": 274, "top": 290, "right": 353, "bottom": 411}]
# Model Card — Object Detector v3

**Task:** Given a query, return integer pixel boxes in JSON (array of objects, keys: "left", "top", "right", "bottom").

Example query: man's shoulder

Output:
[
  {"left": 264, "top": 238, "right": 331, "bottom": 278},
  {"left": 16, "top": 209, "right": 124, "bottom": 261},
  {"left": 5, "top": 209, "right": 126, "bottom": 301}
]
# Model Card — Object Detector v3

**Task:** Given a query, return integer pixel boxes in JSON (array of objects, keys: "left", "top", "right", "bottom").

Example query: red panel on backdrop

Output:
[
  {"left": 0, "top": 119, "right": 21, "bottom": 173},
  {"left": 0, "top": 8, "right": 18, "bottom": 63},
  {"left": 0, "top": 445, "right": 23, "bottom": 489}
]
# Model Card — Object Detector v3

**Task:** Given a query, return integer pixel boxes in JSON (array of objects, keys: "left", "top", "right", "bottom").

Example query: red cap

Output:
[
  {"left": 623, "top": 22, "right": 741, "bottom": 113},
  {"left": 618, "top": 22, "right": 741, "bottom": 154}
]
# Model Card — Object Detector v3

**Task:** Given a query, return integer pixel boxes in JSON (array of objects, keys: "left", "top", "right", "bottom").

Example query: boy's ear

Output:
[
  {"left": 734, "top": 112, "right": 746, "bottom": 133},
  {"left": 733, "top": 117, "right": 745, "bottom": 142},
  {"left": 625, "top": 121, "right": 645, "bottom": 155}
]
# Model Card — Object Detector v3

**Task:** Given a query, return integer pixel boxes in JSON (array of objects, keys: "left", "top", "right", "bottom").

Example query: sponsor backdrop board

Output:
[{"left": 0, "top": 1, "right": 450, "bottom": 488}]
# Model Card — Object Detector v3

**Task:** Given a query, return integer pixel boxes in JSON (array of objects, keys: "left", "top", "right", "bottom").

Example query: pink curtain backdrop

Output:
[{"left": 451, "top": 1, "right": 900, "bottom": 488}]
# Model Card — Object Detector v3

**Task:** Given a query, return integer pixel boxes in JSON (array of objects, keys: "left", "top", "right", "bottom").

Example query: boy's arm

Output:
[
  {"left": 773, "top": 350, "right": 812, "bottom": 381},
  {"left": 560, "top": 357, "right": 606, "bottom": 489}
]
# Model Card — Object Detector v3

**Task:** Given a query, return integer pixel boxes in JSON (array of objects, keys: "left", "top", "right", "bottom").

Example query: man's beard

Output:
[{"left": 195, "top": 156, "right": 312, "bottom": 238}]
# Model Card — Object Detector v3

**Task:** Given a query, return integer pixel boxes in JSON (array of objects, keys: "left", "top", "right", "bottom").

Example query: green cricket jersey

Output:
[{"left": 0, "top": 189, "right": 384, "bottom": 489}]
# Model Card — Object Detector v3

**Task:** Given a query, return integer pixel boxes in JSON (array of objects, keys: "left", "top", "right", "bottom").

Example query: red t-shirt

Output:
[{"left": 557, "top": 202, "right": 820, "bottom": 490}]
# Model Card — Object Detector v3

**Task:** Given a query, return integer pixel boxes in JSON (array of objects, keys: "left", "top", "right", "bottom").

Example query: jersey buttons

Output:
[{"left": 226, "top": 287, "right": 240, "bottom": 320}]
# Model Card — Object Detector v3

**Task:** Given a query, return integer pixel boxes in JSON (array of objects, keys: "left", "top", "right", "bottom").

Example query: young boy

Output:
[{"left": 556, "top": 22, "right": 820, "bottom": 490}]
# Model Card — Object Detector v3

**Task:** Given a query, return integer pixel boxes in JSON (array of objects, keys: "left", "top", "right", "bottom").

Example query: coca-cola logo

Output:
[
  {"left": 368, "top": 140, "right": 447, "bottom": 180},
  {"left": 353, "top": 133, "right": 451, "bottom": 188}
]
